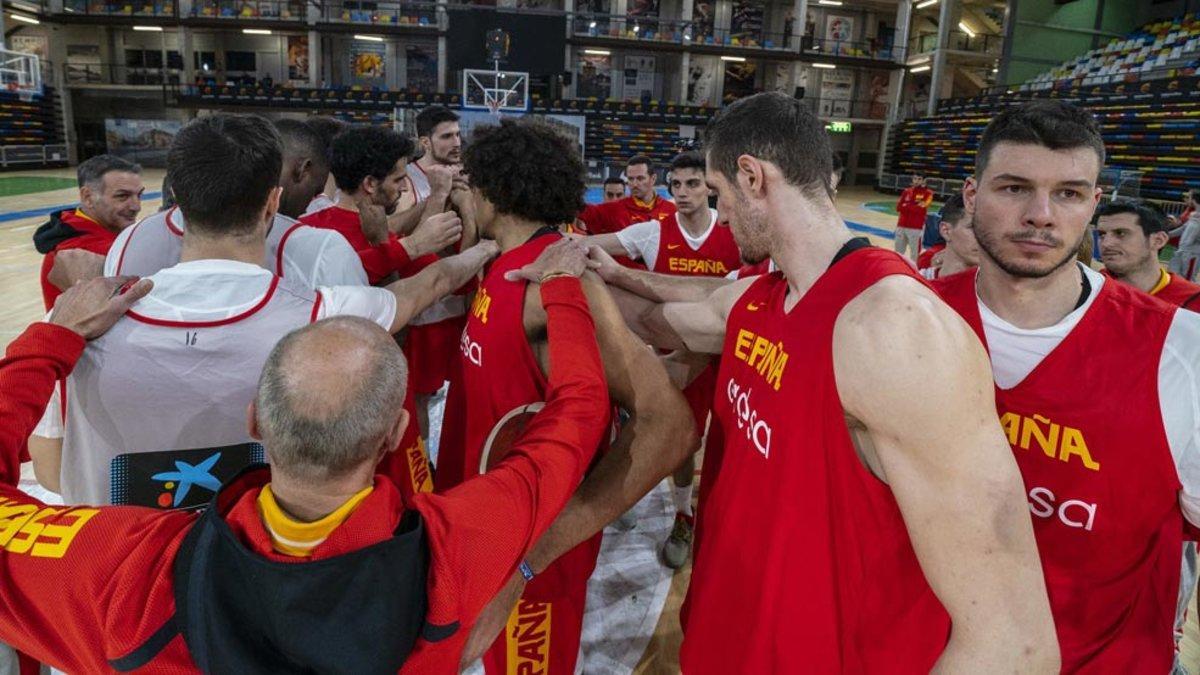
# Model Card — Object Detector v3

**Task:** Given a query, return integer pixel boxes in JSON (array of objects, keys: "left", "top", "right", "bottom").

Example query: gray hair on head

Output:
[
  {"left": 255, "top": 316, "right": 408, "bottom": 481},
  {"left": 76, "top": 154, "right": 142, "bottom": 189}
]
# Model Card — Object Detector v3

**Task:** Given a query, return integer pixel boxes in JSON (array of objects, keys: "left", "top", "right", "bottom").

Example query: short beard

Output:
[{"left": 973, "top": 214, "right": 1084, "bottom": 279}]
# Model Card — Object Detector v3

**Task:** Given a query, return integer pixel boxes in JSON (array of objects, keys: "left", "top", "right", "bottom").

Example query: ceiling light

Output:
[
  {"left": 588, "top": 20, "right": 596, "bottom": 28},
  {"left": 958, "top": 21, "right": 975, "bottom": 37},
  {"left": 813, "top": 62, "right": 836, "bottom": 69},
  {"left": 243, "top": 28, "right": 271, "bottom": 35},
  {"left": 910, "top": 65, "right": 931, "bottom": 73},
  {"left": 354, "top": 34, "right": 384, "bottom": 42},
  {"left": 915, "top": 0, "right": 938, "bottom": 8},
  {"left": 9, "top": 12, "right": 38, "bottom": 23},
  {"left": 584, "top": 49, "right": 610, "bottom": 55},
  {"left": 10, "top": 1, "right": 39, "bottom": 13},
  {"left": 817, "top": 0, "right": 843, "bottom": 4},
  {"left": 721, "top": 56, "right": 746, "bottom": 62},
  {"left": 133, "top": 25, "right": 162, "bottom": 31}
]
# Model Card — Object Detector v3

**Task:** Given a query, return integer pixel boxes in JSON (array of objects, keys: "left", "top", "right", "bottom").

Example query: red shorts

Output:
[
  {"left": 483, "top": 532, "right": 603, "bottom": 675},
  {"left": 682, "top": 363, "right": 718, "bottom": 434},
  {"left": 404, "top": 316, "right": 465, "bottom": 396}
]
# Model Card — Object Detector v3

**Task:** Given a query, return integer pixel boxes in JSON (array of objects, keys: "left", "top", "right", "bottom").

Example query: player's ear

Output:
[
  {"left": 963, "top": 179, "right": 977, "bottom": 215},
  {"left": 293, "top": 158, "right": 312, "bottom": 185},
  {"left": 263, "top": 186, "right": 282, "bottom": 225},
  {"left": 381, "top": 408, "right": 409, "bottom": 459},
  {"left": 1149, "top": 231, "right": 1169, "bottom": 251},
  {"left": 247, "top": 401, "right": 262, "bottom": 440},
  {"left": 361, "top": 175, "right": 378, "bottom": 198}
]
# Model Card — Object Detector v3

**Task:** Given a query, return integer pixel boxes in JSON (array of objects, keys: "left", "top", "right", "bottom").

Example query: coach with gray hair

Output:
[
  {"left": 32, "top": 153, "right": 144, "bottom": 309},
  {"left": 0, "top": 236, "right": 606, "bottom": 673}
]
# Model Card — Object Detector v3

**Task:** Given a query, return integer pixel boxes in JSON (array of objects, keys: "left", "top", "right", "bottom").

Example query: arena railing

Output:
[
  {"left": 64, "top": 63, "right": 184, "bottom": 87},
  {"left": 321, "top": 0, "right": 438, "bottom": 27},
  {"left": 802, "top": 35, "right": 904, "bottom": 62},
  {"left": 571, "top": 13, "right": 797, "bottom": 52},
  {"left": 908, "top": 29, "right": 1002, "bottom": 57},
  {"left": 0, "top": 144, "right": 69, "bottom": 168},
  {"left": 189, "top": 0, "right": 304, "bottom": 20},
  {"left": 62, "top": 0, "right": 175, "bottom": 17}
]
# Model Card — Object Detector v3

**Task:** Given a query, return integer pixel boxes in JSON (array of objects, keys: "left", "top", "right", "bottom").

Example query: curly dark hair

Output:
[
  {"left": 330, "top": 125, "right": 414, "bottom": 193},
  {"left": 462, "top": 119, "right": 585, "bottom": 224}
]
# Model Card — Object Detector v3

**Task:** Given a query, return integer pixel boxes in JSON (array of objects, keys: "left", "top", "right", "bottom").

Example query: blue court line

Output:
[
  {"left": 846, "top": 219, "right": 895, "bottom": 240},
  {"left": 0, "top": 192, "right": 164, "bottom": 223}
]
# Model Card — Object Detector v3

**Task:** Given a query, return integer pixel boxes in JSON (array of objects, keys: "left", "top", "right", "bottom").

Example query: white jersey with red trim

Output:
[
  {"left": 104, "top": 206, "right": 368, "bottom": 289},
  {"left": 43, "top": 259, "right": 396, "bottom": 505},
  {"left": 406, "top": 161, "right": 432, "bottom": 203}
]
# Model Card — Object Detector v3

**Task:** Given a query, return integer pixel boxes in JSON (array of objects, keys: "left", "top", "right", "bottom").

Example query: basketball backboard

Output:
[
  {"left": 0, "top": 49, "right": 42, "bottom": 98},
  {"left": 462, "top": 68, "right": 529, "bottom": 114}
]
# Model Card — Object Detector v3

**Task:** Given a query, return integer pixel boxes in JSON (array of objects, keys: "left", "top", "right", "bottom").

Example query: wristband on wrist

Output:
[{"left": 518, "top": 559, "right": 535, "bottom": 581}]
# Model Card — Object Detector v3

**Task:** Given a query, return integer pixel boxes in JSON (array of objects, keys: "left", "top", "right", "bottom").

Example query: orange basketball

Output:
[{"left": 479, "top": 402, "right": 545, "bottom": 473}]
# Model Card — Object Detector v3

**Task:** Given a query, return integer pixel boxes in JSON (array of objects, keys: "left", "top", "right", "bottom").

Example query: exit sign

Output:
[{"left": 826, "top": 121, "right": 852, "bottom": 133}]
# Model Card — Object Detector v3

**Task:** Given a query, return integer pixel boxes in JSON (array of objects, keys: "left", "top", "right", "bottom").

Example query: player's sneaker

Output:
[
  {"left": 611, "top": 507, "right": 638, "bottom": 532},
  {"left": 662, "top": 512, "right": 694, "bottom": 569}
]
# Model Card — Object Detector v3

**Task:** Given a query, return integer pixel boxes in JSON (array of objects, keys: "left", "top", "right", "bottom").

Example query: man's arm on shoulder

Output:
[
  {"left": 1, "top": 325, "right": 83, "bottom": 486},
  {"left": 834, "top": 277, "right": 1058, "bottom": 673},
  {"left": 415, "top": 274, "right": 608, "bottom": 622},
  {"left": 381, "top": 240, "right": 496, "bottom": 332},
  {"left": 1161, "top": 310, "right": 1200, "bottom": 529},
  {"left": 523, "top": 270, "right": 696, "bottom": 573}
]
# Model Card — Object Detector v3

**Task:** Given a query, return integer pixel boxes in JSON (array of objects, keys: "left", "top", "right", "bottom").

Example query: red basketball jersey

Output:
[
  {"left": 652, "top": 214, "right": 742, "bottom": 278},
  {"left": 935, "top": 270, "right": 1184, "bottom": 672},
  {"left": 436, "top": 231, "right": 558, "bottom": 488},
  {"left": 682, "top": 248, "right": 951, "bottom": 673}
]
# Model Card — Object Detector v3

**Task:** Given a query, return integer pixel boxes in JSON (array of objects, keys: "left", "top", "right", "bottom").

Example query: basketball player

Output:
[
  {"left": 104, "top": 119, "right": 368, "bottom": 288},
  {"left": 0, "top": 244, "right": 610, "bottom": 672},
  {"left": 302, "top": 115, "right": 346, "bottom": 214},
  {"left": 440, "top": 120, "right": 694, "bottom": 675},
  {"left": 895, "top": 174, "right": 934, "bottom": 260},
  {"left": 301, "top": 124, "right": 463, "bottom": 285},
  {"left": 932, "top": 100, "right": 1200, "bottom": 672},
  {"left": 396, "top": 105, "right": 473, "bottom": 438},
  {"left": 1170, "top": 197, "right": 1200, "bottom": 282},
  {"left": 602, "top": 175, "right": 626, "bottom": 202},
  {"left": 1098, "top": 200, "right": 1200, "bottom": 311},
  {"left": 577, "top": 154, "right": 676, "bottom": 235},
  {"left": 584, "top": 92, "right": 1058, "bottom": 672},
  {"left": 578, "top": 150, "right": 740, "bottom": 568},
  {"left": 33, "top": 154, "right": 144, "bottom": 309},
  {"left": 920, "top": 194, "right": 980, "bottom": 280},
  {"left": 28, "top": 114, "right": 496, "bottom": 509}
]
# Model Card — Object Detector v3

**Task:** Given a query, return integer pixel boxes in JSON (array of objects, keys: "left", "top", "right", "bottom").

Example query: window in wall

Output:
[
  {"left": 226, "top": 50, "right": 257, "bottom": 72},
  {"left": 194, "top": 51, "right": 217, "bottom": 71}
]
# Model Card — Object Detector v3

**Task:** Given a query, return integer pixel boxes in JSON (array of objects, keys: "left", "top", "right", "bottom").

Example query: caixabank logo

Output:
[{"left": 110, "top": 442, "right": 265, "bottom": 510}]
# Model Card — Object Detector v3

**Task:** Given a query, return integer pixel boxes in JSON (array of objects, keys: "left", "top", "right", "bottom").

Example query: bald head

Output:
[{"left": 255, "top": 317, "right": 408, "bottom": 481}]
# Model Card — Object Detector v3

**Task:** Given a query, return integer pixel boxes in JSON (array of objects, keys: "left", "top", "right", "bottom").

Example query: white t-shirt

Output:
[
  {"left": 978, "top": 264, "right": 1200, "bottom": 525},
  {"left": 615, "top": 208, "right": 719, "bottom": 271},
  {"left": 304, "top": 192, "right": 339, "bottom": 216},
  {"left": 35, "top": 259, "right": 395, "bottom": 442}
]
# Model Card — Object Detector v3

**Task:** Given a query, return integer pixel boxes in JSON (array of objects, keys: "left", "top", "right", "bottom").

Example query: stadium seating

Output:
[{"left": 888, "top": 13, "right": 1200, "bottom": 204}]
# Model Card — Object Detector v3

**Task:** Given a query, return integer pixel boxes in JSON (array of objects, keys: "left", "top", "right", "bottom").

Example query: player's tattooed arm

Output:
[
  {"left": 382, "top": 239, "right": 498, "bottom": 333},
  {"left": 834, "top": 276, "right": 1059, "bottom": 674}
]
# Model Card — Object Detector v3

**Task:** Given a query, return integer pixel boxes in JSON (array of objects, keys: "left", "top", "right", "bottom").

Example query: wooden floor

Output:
[{"left": 0, "top": 169, "right": 1197, "bottom": 671}]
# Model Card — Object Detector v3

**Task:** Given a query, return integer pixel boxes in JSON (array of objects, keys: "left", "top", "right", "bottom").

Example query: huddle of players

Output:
[{"left": 4, "top": 93, "right": 1200, "bottom": 674}]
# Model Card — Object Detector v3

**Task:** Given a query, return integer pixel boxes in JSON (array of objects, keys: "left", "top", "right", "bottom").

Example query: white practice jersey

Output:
[
  {"left": 105, "top": 206, "right": 368, "bottom": 289},
  {"left": 38, "top": 259, "right": 396, "bottom": 505}
]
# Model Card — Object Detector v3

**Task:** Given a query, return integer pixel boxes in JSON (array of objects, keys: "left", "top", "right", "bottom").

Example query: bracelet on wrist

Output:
[{"left": 539, "top": 271, "right": 576, "bottom": 283}]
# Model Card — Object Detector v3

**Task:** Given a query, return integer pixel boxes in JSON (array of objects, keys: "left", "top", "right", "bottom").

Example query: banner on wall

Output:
[
  {"left": 622, "top": 55, "right": 656, "bottom": 101},
  {"left": 350, "top": 42, "right": 386, "bottom": 81},
  {"left": 577, "top": 52, "right": 612, "bottom": 99},
  {"left": 868, "top": 73, "right": 890, "bottom": 119},
  {"left": 406, "top": 44, "right": 437, "bottom": 92},
  {"left": 722, "top": 60, "right": 757, "bottom": 103},
  {"left": 105, "top": 119, "right": 181, "bottom": 166},
  {"left": 687, "top": 56, "right": 717, "bottom": 106},
  {"left": 730, "top": 0, "right": 764, "bottom": 47},
  {"left": 824, "top": 14, "right": 855, "bottom": 55},
  {"left": 287, "top": 35, "right": 309, "bottom": 81},
  {"left": 818, "top": 69, "right": 854, "bottom": 117}
]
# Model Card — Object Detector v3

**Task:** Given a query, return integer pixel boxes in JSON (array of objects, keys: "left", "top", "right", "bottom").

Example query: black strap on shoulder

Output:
[
  {"left": 525, "top": 224, "right": 562, "bottom": 245},
  {"left": 109, "top": 616, "right": 180, "bottom": 671},
  {"left": 1074, "top": 265, "right": 1093, "bottom": 311},
  {"left": 829, "top": 237, "right": 872, "bottom": 268}
]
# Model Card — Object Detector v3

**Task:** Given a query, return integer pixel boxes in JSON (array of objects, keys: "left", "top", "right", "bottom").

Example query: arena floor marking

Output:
[
  {"left": 0, "top": 176, "right": 79, "bottom": 197},
  {"left": 0, "top": 192, "right": 164, "bottom": 223}
]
